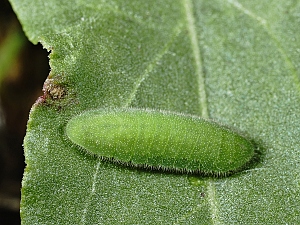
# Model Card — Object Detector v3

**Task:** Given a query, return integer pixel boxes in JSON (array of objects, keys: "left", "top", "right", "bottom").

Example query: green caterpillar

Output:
[{"left": 66, "top": 108, "right": 255, "bottom": 176}]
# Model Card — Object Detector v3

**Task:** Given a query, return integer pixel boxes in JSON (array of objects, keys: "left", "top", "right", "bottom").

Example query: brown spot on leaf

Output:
[{"left": 43, "top": 78, "right": 65, "bottom": 100}]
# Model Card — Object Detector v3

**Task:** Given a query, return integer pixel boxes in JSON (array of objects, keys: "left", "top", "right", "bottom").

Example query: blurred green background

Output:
[{"left": 0, "top": 0, "right": 49, "bottom": 223}]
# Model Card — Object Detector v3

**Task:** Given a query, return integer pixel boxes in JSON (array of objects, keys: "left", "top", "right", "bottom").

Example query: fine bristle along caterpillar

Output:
[{"left": 66, "top": 108, "right": 255, "bottom": 176}]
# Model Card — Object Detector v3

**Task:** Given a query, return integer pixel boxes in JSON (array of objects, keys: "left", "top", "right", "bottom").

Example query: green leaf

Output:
[{"left": 10, "top": 0, "right": 300, "bottom": 224}]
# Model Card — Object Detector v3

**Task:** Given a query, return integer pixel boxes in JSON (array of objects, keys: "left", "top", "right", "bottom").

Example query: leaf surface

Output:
[{"left": 9, "top": 0, "right": 300, "bottom": 224}]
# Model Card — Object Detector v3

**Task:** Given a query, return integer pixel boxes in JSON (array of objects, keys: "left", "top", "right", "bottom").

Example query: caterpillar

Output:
[{"left": 66, "top": 108, "right": 255, "bottom": 176}]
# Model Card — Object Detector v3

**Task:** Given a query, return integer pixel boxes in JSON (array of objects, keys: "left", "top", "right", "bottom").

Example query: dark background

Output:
[{"left": 0, "top": 0, "right": 49, "bottom": 223}]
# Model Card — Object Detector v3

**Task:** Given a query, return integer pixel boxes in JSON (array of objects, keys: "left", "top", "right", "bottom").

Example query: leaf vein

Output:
[
  {"left": 123, "top": 23, "right": 184, "bottom": 107},
  {"left": 81, "top": 161, "right": 101, "bottom": 224},
  {"left": 184, "top": 0, "right": 208, "bottom": 119}
]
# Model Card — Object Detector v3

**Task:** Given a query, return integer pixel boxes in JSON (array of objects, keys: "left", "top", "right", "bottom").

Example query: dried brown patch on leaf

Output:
[{"left": 43, "top": 78, "right": 65, "bottom": 100}]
